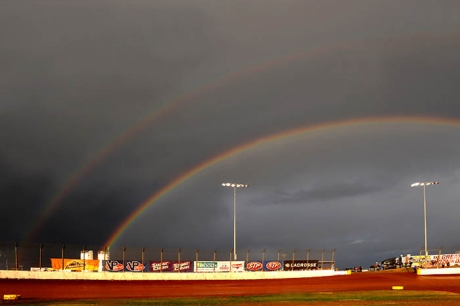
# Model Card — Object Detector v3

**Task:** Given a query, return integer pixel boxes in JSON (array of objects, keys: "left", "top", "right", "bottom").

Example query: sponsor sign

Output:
[
  {"left": 172, "top": 261, "right": 193, "bottom": 272},
  {"left": 104, "top": 260, "right": 124, "bottom": 272},
  {"left": 126, "top": 261, "right": 146, "bottom": 272},
  {"left": 149, "top": 261, "right": 193, "bottom": 272},
  {"left": 264, "top": 261, "right": 282, "bottom": 271},
  {"left": 410, "top": 254, "right": 460, "bottom": 267},
  {"left": 246, "top": 261, "right": 263, "bottom": 271},
  {"left": 247, "top": 261, "right": 282, "bottom": 271},
  {"left": 50, "top": 258, "right": 99, "bottom": 271},
  {"left": 150, "top": 261, "right": 171, "bottom": 272},
  {"left": 103, "top": 260, "right": 146, "bottom": 272},
  {"left": 437, "top": 254, "right": 460, "bottom": 266},
  {"left": 194, "top": 261, "right": 217, "bottom": 272},
  {"left": 283, "top": 260, "right": 319, "bottom": 271},
  {"left": 217, "top": 261, "right": 245, "bottom": 272}
]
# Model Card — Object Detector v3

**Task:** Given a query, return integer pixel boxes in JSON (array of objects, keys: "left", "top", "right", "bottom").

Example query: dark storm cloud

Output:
[
  {"left": 0, "top": 0, "right": 222, "bottom": 171},
  {"left": 0, "top": 158, "right": 53, "bottom": 240},
  {"left": 248, "top": 181, "right": 384, "bottom": 206},
  {"left": 1, "top": 0, "right": 460, "bottom": 269}
]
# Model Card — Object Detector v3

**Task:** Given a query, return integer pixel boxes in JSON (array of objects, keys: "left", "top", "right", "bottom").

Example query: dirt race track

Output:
[{"left": 2, "top": 270, "right": 460, "bottom": 301}]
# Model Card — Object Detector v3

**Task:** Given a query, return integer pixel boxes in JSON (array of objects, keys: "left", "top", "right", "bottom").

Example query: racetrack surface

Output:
[{"left": 2, "top": 270, "right": 460, "bottom": 300}]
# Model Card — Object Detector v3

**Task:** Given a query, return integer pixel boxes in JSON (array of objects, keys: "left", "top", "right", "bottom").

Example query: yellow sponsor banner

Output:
[{"left": 51, "top": 258, "right": 99, "bottom": 271}]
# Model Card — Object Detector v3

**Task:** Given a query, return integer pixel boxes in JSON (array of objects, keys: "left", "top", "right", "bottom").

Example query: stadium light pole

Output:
[
  {"left": 411, "top": 181, "right": 439, "bottom": 259},
  {"left": 222, "top": 182, "right": 249, "bottom": 261}
]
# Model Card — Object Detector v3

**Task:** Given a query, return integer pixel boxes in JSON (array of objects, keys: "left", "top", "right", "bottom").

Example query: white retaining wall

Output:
[
  {"left": 0, "top": 269, "right": 348, "bottom": 281},
  {"left": 417, "top": 267, "right": 460, "bottom": 276}
]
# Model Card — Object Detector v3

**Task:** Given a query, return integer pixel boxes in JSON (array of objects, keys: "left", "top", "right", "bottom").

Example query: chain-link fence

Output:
[{"left": 0, "top": 242, "right": 336, "bottom": 272}]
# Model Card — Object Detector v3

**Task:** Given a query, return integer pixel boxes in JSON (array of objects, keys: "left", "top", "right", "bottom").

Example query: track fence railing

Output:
[{"left": 0, "top": 241, "right": 337, "bottom": 272}]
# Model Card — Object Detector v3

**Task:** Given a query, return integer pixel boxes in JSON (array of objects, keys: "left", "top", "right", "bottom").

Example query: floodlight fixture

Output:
[
  {"left": 411, "top": 181, "right": 439, "bottom": 259},
  {"left": 222, "top": 182, "right": 249, "bottom": 260}
]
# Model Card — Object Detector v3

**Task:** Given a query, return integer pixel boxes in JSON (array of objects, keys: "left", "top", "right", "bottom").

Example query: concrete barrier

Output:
[
  {"left": 417, "top": 267, "right": 460, "bottom": 276},
  {"left": 0, "top": 269, "right": 348, "bottom": 281}
]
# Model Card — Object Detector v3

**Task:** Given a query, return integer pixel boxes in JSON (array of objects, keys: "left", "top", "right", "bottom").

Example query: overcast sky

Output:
[{"left": 1, "top": 0, "right": 460, "bottom": 269}]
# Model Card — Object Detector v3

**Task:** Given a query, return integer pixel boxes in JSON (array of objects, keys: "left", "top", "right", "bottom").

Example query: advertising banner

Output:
[
  {"left": 194, "top": 261, "right": 217, "bottom": 272},
  {"left": 50, "top": 258, "right": 99, "bottom": 271},
  {"left": 216, "top": 261, "right": 245, "bottom": 272},
  {"left": 126, "top": 260, "right": 146, "bottom": 272},
  {"left": 150, "top": 261, "right": 172, "bottom": 272},
  {"left": 149, "top": 261, "right": 193, "bottom": 272},
  {"left": 246, "top": 261, "right": 283, "bottom": 271},
  {"left": 409, "top": 254, "right": 460, "bottom": 267},
  {"left": 407, "top": 255, "right": 432, "bottom": 267},
  {"left": 246, "top": 261, "right": 263, "bottom": 271},
  {"left": 172, "top": 261, "right": 193, "bottom": 272},
  {"left": 263, "top": 260, "right": 282, "bottom": 271},
  {"left": 437, "top": 254, "right": 460, "bottom": 266},
  {"left": 283, "top": 260, "right": 319, "bottom": 271},
  {"left": 103, "top": 260, "right": 146, "bottom": 272}
]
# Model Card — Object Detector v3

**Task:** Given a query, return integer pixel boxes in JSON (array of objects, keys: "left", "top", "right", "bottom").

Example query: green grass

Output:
[{"left": 4, "top": 291, "right": 460, "bottom": 305}]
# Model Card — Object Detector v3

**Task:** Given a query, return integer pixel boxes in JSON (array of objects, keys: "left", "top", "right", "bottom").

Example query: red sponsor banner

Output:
[
  {"left": 149, "top": 261, "right": 192, "bottom": 272},
  {"left": 172, "top": 261, "right": 192, "bottom": 272},
  {"left": 264, "top": 261, "right": 282, "bottom": 271},
  {"left": 150, "top": 261, "right": 172, "bottom": 272},
  {"left": 247, "top": 261, "right": 263, "bottom": 271}
]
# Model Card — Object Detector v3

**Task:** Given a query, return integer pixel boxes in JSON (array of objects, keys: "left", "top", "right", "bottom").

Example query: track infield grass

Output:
[{"left": 5, "top": 290, "right": 460, "bottom": 305}]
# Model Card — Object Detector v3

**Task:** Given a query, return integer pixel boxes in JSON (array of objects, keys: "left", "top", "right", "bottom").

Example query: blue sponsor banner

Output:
[
  {"left": 126, "top": 260, "right": 146, "bottom": 272},
  {"left": 103, "top": 260, "right": 146, "bottom": 272},
  {"left": 104, "top": 260, "right": 124, "bottom": 272}
]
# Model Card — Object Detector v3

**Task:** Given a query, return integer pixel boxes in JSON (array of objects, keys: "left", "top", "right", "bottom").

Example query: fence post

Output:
[
  {"left": 14, "top": 242, "right": 19, "bottom": 270},
  {"left": 178, "top": 248, "right": 181, "bottom": 273},
  {"left": 291, "top": 249, "right": 297, "bottom": 271},
  {"left": 195, "top": 249, "right": 199, "bottom": 273},
  {"left": 213, "top": 250, "right": 216, "bottom": 273},
  {"left": 277, "top": 249, "right": 281, "bottom": 262},
  {"left": 321, "top": 249, "right": 325, "bottom": 270},
  {"left": 306, "top": 249, "right": 310, "bottom": 270},
  {"left": 61, "top": 244, "right": 65, "bottom": 271},
  {"left": 82, "top": 245, "right": 86, "bottom": 271},
  {"left": 246, "top": 249, "right": 250, "bottom": 270},
  {"left": 331, "top": 249, "right": 336, "bottom": 270},
  {"left": 122, "top": 247, "right": 126, "bottom": 273},
  {"left": 142, "top": 248, "right": 145, "bottom": 273},
  {"left": 160, "top": 248, "right": 163, "bottom": 273},
  {"left": 262, "top": 249, "right": 266, "bottom": 272},
  {"left": 230, "top": 249, "right": 233, "bottom": 272},
  {"left": 39, "top": 243, "right": 43, "bottom": 270}
]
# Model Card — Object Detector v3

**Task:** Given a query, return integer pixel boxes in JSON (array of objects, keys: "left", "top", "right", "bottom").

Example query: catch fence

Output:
[{"left": 0, "top": 242, "right": 336, "bottom": 272}]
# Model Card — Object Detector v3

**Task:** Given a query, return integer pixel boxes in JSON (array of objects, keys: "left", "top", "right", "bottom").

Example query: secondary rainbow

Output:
[{"left": 24, "top": 35, "right": 394, "bottom": 241}]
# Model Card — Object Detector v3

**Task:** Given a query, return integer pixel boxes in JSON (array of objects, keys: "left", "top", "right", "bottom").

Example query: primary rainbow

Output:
[{"left": 104, "top": 115, "right": 460, "bottom": 247}]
